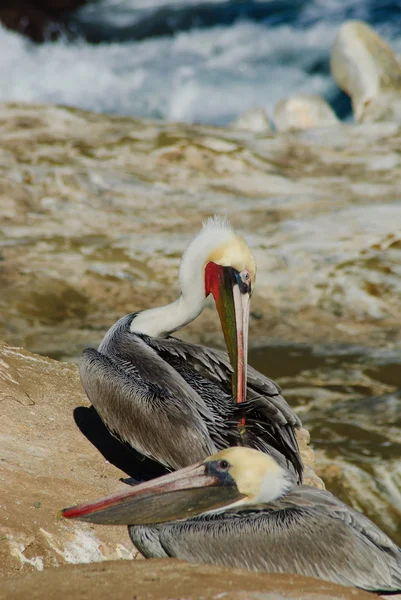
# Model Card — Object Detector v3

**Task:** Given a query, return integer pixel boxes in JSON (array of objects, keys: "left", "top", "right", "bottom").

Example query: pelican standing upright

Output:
[{"left": 80, "top": 216, "right": 303, "bottom": 479}]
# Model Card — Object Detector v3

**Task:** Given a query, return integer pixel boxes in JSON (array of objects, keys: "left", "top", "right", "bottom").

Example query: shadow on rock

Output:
[{"left": 73, "top": 405, "right": 168, "bottom": 483}]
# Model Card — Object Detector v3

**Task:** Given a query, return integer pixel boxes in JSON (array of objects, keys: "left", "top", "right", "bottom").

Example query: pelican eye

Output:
[
  {"left": 239, "top": 270, "right": 252, "bottom": 292},
  {"left": 218, "top": 459, "right": 230, "bottom": 471}
]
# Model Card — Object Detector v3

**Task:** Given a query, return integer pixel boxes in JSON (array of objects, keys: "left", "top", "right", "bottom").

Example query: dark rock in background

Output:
[{"left": 0, "top": 1, "right": 88, "bottom": 42}]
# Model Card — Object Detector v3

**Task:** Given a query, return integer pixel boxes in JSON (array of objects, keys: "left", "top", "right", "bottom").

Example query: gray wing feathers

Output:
[
  {"left": 278, "top": 486, "right": 400, "bottom": 552},
  {"left": 80, "top": 344, "right": 217, "bottom": 469},
  {"left": 149, "top": 336, "right": 301, "bottom": 428},
  {"left": 81, "top": 314, "right": 302, "bottom": 476},
  {"left": 148, "top": 336, "right": 303, "bottom": 480},
  {"left": 128, "top": 525, "right": 168, "bottom": 559},
  {"left": 156, "top": 491, "right": 401, "bottom": 592}
]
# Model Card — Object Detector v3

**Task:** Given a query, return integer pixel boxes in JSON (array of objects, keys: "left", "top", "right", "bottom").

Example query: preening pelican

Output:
[
  {"left": 80, "top": 217, "right": 302, "bottom": 479},
  {"left": 61, "top": 447, "right": 401, "bottom": 594}
]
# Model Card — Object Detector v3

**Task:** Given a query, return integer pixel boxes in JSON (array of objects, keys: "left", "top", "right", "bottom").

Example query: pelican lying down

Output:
[
  {"left": 61, "top": 447, "right": 401, "bottom": 594},
  {"left": 80, "top": 217, "right": 303, "bottom": 479}
]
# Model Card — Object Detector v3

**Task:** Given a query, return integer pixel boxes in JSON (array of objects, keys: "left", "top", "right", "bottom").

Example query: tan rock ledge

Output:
[
  {"left": 0, "top": 341, "right": 321, "bottom": 578},
  {"left": 0, "top": 559, "right": 376, "bottom": 600},
  {"left": 331, "top": 20, "right": 401, "bottom": 123}
]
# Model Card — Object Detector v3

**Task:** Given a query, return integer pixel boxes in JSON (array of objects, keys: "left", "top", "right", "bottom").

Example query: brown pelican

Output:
[
  {"left": 80, "top": 216, "right": 303, "bottom": 480},
  {"left": 61, "top": 447, "right": 401, "bottom": 594}
]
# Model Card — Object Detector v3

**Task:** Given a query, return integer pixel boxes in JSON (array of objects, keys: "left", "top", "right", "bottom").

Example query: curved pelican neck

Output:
[
  {"left": 130, "top": 218, "right": 239, "bottom": 339},
  {"left": 129, "top": 294, "right": 206, "bottom": 338}
]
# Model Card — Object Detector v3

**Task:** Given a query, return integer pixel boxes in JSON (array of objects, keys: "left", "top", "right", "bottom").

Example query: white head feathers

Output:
[{"left": 131, "top": 215, "right": 255, "bottom": 337}]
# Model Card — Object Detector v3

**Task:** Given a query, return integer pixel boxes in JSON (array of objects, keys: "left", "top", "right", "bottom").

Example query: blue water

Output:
[{"left": 0, "top": 0, "right": 400, "bottom": 125}]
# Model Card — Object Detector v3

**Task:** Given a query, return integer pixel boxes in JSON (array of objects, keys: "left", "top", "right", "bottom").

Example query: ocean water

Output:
[{"left": 0, "top": 0, "right": 400, "bottom": 125}]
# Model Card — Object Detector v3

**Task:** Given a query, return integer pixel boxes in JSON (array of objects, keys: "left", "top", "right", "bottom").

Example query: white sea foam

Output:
[{"left": 0, "top": 0, "right": 400, "bottom": 125}]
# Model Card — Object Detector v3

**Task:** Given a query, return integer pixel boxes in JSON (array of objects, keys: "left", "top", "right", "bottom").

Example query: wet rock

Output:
[
  {"left": 0, "top": 559, "right": 375, "bottom": 600},
  {"left": 1, "top": 103, "right": 401, "bottom": 360},
  {"left": 314, "top": 389, "right": 401, "bottom": 546},
  {"left": 229, "top": 107, "right": 273, "bottom": 133},
  {"left": 331, "top": 21, "right": 401, "bottom": 123},
  {"left": 0, "top": 1, "right": 87, "bottom": 43},
  {"left": 316, "top": 451, "right": 401, "bottom": 546},
  {"left": 0, "top": 341, "right": 138, "bottom": 579},
  {"left": 274, "top": 94, "right": 339, "bottom": 131},
  {"left": 0, "top": 341, "right": 321, "bottom": 578}
]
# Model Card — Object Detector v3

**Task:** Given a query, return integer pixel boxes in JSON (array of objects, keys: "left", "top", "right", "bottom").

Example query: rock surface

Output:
[
  {"left": 0, "top": 341, "right": 137, "bottom": 579},
  {"left": 0, "top": 341, "right": 321, "bottom": 579},
  {"left": 316, "top": 451, "right": 401, "bottom": 544},
  {"left": 1, "top": 103, "right": 401, "bottom": 362},
  {"left": 1, "top": 101, "right": 401, "bottom": 566},
  {"left": 274, "top": 94, "right": 339, "bottom": 131},
  {"left": 0, "top": 559, "right": 375, "bottom": 600},
  {"left": 331, "top": 21, "right": 401, "bottom": 123}
]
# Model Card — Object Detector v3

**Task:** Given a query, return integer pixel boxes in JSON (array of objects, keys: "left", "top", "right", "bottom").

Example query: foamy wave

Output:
[
  {"left": 0, "top": 20, "right": 336, "bottom": 124},
  {"left": 0, "top": 0, "right": 400, "bottom": 125}
]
